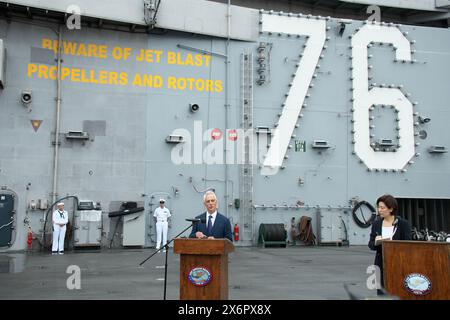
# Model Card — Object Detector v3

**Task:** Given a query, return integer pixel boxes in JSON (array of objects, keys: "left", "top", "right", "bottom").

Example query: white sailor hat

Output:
[
  {"left": 57, "top": 202, "right": 64, "bottom": 206},
  {"left": 159, "top": 198, "right": 165, "bottom": 203}
]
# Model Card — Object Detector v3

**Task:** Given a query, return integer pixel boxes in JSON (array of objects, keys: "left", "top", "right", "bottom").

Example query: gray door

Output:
[{"left": 0, "top": 194, "right": 14, "bottom": 247}]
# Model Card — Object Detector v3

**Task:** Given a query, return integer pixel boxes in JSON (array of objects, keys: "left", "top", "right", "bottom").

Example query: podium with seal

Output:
[
  {"left": 174, "top": 238, "right": 234, "bottom": 300},
  {"left": 383, "top": 240, "right": 450, "bottom": 299}
]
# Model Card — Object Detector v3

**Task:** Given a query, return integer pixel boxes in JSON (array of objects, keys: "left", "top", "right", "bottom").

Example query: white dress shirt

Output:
[
  {"left": 206, "top": 211, "right": 217, "bottom": 228},
  {"left": 382, "top": 226, "right": 394, "bottom": 239}
]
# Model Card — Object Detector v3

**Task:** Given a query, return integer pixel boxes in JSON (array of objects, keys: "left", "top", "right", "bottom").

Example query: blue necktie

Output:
[{"left": 207, "top": 215, "right": 213, "bottom": 236}]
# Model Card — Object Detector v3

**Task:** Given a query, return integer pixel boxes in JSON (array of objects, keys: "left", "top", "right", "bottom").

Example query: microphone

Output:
[{"left": 185, "top": 218, "right": 201, "bottom": 223}]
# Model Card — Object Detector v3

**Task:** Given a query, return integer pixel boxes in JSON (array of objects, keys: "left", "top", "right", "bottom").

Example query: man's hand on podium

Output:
[
  {"left": 195, "top": 231, "right": 206, "bottom": 238},
  {"left": 195, "top": 231, "right": 215, "bottom": 239}
]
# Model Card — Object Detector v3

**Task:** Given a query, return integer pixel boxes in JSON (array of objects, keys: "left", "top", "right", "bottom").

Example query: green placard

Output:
[{"left": 295, "top": 140, "right": 306, "bottom": 152}]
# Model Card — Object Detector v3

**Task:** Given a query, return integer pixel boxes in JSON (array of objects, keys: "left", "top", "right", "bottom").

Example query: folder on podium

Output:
[
  {"left": 174, "top": 238, "right": 234, "bottom": 300},
  {"left": 383, "top": 240, "right": 450, "bottom": 300}
]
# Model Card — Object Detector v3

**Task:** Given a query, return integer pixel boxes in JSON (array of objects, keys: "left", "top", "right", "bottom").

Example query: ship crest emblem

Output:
[
  {"left": 404, "top": 273, "right": 431, "bottom": 295},
  {"left": 188, "top": 266, "right": 212, "bottom": 287}
]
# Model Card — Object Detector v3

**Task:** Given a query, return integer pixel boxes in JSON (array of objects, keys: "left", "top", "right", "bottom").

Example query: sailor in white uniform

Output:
[
  {"left": 52, "top": 202, "right": 69, "bottom": 254},
  {"left": 153, "top": 199, "right": 171, "bottom": 252}
]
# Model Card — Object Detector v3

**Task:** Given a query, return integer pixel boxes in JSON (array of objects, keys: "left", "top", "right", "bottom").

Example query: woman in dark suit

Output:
[{"left": 368, "top": 194, "right": 411, "bottom": 294}]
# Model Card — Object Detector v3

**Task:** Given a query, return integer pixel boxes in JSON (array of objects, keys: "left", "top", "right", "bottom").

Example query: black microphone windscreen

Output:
[{"left": 185, "top": 218, "right": 201, "bottom": 223}]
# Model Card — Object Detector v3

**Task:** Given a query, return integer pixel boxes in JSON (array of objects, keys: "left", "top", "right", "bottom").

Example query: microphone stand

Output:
[{"left": 139, "top": 221, "right": 199, "bottom": 300}]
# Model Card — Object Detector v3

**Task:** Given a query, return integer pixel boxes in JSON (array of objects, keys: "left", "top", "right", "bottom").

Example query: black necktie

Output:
[
  {"left": 207, "top": 215, "right": 213, "bottom": 235},
  {"left": 59, "top": 211, "right": 64, "bottom": 218}
]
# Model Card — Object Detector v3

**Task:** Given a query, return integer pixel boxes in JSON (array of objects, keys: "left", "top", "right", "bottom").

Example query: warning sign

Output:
[
  {"left": 211, "top": 128, "right": 222, "bottom": 140},
  {"left": 228, "top": 129, "right": 238, "bottom": 141},
  {"left": 30, "top": 120, "right": 42, "bottom": 132}
]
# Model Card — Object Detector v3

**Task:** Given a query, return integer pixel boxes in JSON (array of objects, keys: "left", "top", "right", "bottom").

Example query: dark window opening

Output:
[{"left": 397, "top": 198, "right": 450, "bottom": 233}]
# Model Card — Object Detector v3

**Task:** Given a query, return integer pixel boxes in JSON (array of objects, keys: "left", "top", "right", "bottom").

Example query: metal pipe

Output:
[
  {"left": 51, "top": 25, "right": 63, "bottom": 205},
  {"left": 224, "top": 0, "right": 231, "bottom": 219},
  {"left": 253, "top": 204, "right": 352, "bottom": 210}
]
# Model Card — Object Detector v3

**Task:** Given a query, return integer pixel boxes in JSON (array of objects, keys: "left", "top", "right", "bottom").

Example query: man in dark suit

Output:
[{"left": 189, "top": 191, "right": 233, "bottom": 242}]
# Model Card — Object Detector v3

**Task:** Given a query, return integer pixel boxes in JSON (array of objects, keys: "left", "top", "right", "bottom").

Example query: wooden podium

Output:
[
  {"left": 383, "top": 240, "right": 450, "bottom": 300},
  {"left": 174, "top": 238, "right": 234, "bottom": 300}
]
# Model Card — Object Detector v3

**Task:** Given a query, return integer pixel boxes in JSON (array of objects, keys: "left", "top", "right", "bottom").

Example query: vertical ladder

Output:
[{"left": 240, "top": 52, "right": 254, "bottom": 244}]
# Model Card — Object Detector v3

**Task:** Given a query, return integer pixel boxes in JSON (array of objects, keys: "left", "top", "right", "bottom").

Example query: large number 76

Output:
[{"left": 260, "top": 14, "right": 415, "bottom": 176}]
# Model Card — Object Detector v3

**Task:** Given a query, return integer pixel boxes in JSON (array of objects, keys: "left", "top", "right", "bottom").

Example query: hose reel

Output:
[
  {"left": 352, "top": 200, "right": 377, "bottom": 228},
  {"left": 258, "top": 223, "right": 287, "bottom": 248}
]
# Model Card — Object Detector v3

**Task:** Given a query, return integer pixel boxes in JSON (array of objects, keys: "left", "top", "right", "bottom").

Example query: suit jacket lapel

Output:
[{"left": 211, "top": 213, "right": 220, "bottom": 235}]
